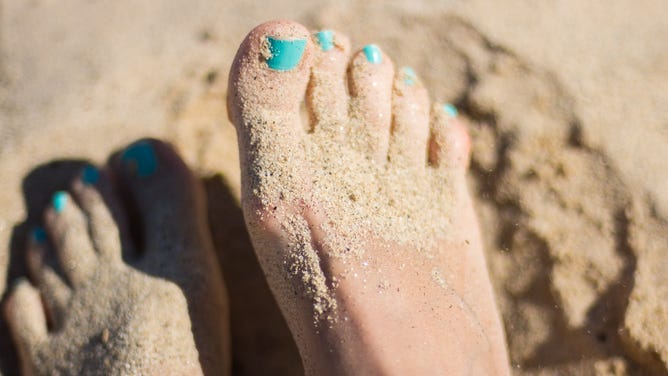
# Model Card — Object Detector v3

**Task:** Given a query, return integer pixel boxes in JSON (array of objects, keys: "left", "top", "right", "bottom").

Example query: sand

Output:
[{"left": 1, "top": 0, "right": 666, "bottom": 375}]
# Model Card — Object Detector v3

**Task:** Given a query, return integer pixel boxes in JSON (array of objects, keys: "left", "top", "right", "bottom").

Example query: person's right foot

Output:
[
  {"left": 3, "top": 139, "right": 230, "bottom": 375},
  {"left": 228, "top": 20, "right": 510, "bottom": 375}
]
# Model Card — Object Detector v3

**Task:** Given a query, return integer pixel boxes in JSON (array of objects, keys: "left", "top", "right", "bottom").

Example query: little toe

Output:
[
  {"left": 348, "top": 43, "right": 395, "bottom": 162},
  {"left": 114, "top": 139, "right": 206, "bottom": 264},
  {"left": 307, "top": 29, "right": 351, "bottom": 136},
  {"left": 26, "top": 228, "right": 72, "bottom": 327},
  {"left": 4, "top": 279, "right": 48, "bottom": 359},
  {"left": 227, "top": 20, "right": 315, "bottom": 208},
  {"left": 388, "top": 67, "right": 431, "bottom": 167},
  {"left": 429, "top": 104, "right": 471, "bottom": 172},
  {"left": 70, "top": 165, "right": 125, "bottom": 262},
  {"left": 44, "top": 191, "right": 98, "bottom": 287}
]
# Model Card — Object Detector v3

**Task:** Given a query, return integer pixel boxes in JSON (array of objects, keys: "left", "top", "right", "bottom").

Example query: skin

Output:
[
  {"left": 3, "top": 140, "right": 230, "bottom": 376},
  {"left": 228, "top": 20, "right": 511, "bottom": 375}
]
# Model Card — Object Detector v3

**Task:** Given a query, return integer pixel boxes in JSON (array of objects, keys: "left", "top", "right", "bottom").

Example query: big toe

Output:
[
  {"left": 115, "top": 138, "right": 230, "bottom": 374},
  {"left": 227, "top": 20, "right": 315, "bottom": 212},
  {"left": 114, "top": 139, "right": 208, "bottom": 268},
  {"left": 228, "top": 20, "right": 314, "bottom": 116}
]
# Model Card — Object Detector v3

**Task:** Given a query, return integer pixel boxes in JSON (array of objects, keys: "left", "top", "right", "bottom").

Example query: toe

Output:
[
  {"left": 4, "top": 279, "right": 47, "bottom": 358},
  {"left": 348, "top": 43, "right": 395, "bottom": 162},
  {"left": 388, "top": 67, "right": 431, "bottom": 167},
  {"left": 228, "top": 20, "right": 314, "bottom": 115},
  {"left": 115, "top": 139, "right": 206, "bottom": 262},
  {"left": 45, "top": 191, "right": 98, "bottom": 287},
  {"left": 227, "top": 20, "right": 314, "bottom": 208},
  {"left": 116, "top": 139, "right": 230, "bottom": 372},
  {"left": 307, "top": 29, "right": 351, "bottom": 137},
  {"left": 26, "top": 228, "right": 72, "bottom": 328},
  {"left": 429, "top": 104, "right": 471, "bottom": 172},
  {"left": 70, "top": 165, "right": 125, "bottom": 262}
]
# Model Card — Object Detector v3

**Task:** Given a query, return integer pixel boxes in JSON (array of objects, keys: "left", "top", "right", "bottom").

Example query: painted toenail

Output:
[
  {"left": 52, "top": 191, "right": 68, "bottom": 214},
  {"left": 81, "top": 165, "right": 99, "bottom": 185},
  {"left": 266, "top": 36, "right": 307, "bottom": 71},
  {"left": 363, "top": 44, "right": 382, "bottom": 64},
  {"left": 401, "top": 67, "right": 417, "bottom": 86},
  {"left": 443, "top": 103, "right": 458, "bottom": 118},
  {"left": 315, "top": 30, "right": 334, "bottom": 52},
  {"left": 31, "top": 226, "right": 47, "bottom": 243},
  {"left": 121, "top": 141, "right": 158, "bottom": 177}
]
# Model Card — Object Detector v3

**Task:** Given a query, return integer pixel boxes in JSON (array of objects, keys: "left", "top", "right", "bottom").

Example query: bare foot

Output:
[
  {"left": 3, "top": 140, "right": 229, "bottom": 375},
  {"left": 228, "top": 21, "right": 510, "bottom": 375}
]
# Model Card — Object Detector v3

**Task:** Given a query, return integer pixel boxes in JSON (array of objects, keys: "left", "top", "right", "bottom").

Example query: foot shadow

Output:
[
  {"left": 203, "top": 174, "right": 303, "bottom": 376},
  {"left": 1, "top": 159, "right": 90, "bottom": 376}
]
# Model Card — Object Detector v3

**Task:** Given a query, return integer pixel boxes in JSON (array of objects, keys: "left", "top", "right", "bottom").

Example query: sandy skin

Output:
[
  {"left": 228, "top": 20, "right": 510, "bottom": 375},
  {"left": 2, "top": 140, "right": 230, "bottom": 375}
]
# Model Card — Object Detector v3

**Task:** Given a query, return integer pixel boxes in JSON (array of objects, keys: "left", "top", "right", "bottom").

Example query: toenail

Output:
[
  {"left": 443, "top": 103, "right": 458, "bottom": 118},
  {"left": 363, "top": 44, "right": 382, "bottom": 64},
  {"left": 81, "top": 165, "right": 100, "bottom": 185},
  {"left": 31, "top": 226, "right": 47, "bottom": 243},
  {"left": 121, "top": 141, "right": 158, "bottom": 177},
  {"left": 52, "top": 191, "right": 68, "bottom": 214},
  {"left": 315, "top": 30, "right": 334, "bottom": 52},
  {"left": 401, "top": 67, "right": 417, "bottom": 86},
  {"left": 265, "top": 36, "right": 307, "bottom": 71}
]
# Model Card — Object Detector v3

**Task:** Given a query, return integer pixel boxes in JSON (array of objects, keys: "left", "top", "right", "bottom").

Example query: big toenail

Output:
[
  {"left": 266, "top": 36, "right": 307, "bottom": 71},
  {"left": 52, "top": 191, "right": 68, "bottom": 214},
  {"left": 363, "top": 44, "right": 382, "bottom": 64},
  {"left": 401, "top": 67, "right": 417, "bottom": 86},
  {"left": 121, "top": 141, "right": 158, "bottom": 177},
  {"left": 81, "top": 165, "right": 100, "bottom": 185},
  {"left": 443, "top": 103, "right": 458, "bottom": 118},
  {"left": 315, "top": 30, "right": 334, "bottom": 52},
  {"left": 31, "top": 226, "right": 47, "bottom": 243}
]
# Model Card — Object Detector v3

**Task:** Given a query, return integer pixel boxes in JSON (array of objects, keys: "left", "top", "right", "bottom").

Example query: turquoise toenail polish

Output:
[
  {"left": 443, "top": 103, "right": 458, "bottom": 118},
  {"left": 52, "top": 191, "right": 68, "bottom": 214},
  {"left": 402, "top": 67, "right": 417, "bottom": 86},
  {"left": 363, "top": 44, "right": 381, "bottom": 64},
  {"left": 121, "top": 141, "right": 158, "bottom": 177},
  {"left": 31, "top": 226, "right": 47, "bottom": 243},
  {"left": 315, "top": 30, "right": 334, "bottom": 52},
  {"left": 81, "top": 165, "right": 99, "bottom": 185},
  {"left": 266, "top": 36, "right": 307, "bottom": 71}
]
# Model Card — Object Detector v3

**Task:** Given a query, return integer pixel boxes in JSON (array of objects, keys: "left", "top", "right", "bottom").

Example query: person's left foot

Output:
[
  {"left": 227, "top": 20, "right": 509, "bottom": 375},
  {"left": 3, "top": 139, "right": 230, "bottom": 375}
]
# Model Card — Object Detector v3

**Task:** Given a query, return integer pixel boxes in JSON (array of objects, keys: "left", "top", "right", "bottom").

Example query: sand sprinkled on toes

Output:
[{"left": 243, "top": 76, "right": 457, "bottom": 324}]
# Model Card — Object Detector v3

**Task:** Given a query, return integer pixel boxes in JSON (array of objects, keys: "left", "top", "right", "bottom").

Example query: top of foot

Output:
[{"left": 228, "top": 20, "right": 507, "bottom": 375}]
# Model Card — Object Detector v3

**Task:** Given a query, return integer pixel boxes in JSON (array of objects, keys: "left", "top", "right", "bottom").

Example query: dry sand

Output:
[{"left": 0, "top": 0, "right": 666, "bottom": 375}]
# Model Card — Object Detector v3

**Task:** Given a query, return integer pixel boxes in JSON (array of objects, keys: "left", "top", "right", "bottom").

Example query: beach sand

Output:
[{"left": 1, "top": 0, "right": 666, "bottom": 374}]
